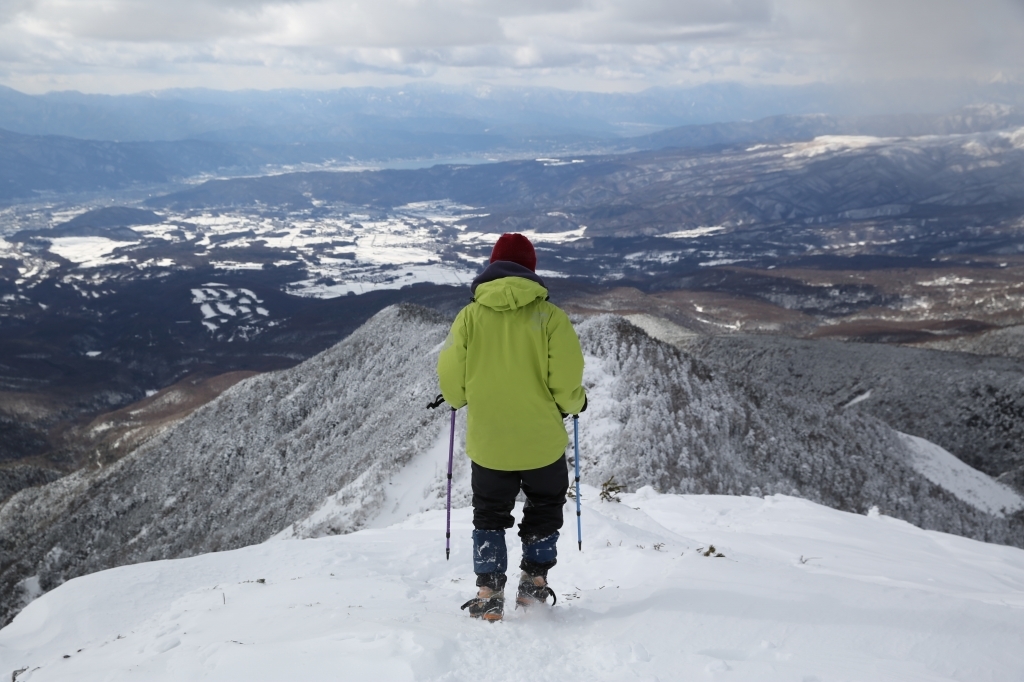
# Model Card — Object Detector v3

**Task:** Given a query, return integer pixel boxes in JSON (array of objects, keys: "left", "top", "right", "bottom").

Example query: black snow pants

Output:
[{"left": 471, "top": 455, "right": 568, "bottom": 586}]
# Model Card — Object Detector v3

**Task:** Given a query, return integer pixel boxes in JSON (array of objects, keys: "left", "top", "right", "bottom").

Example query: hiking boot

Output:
[
  {"left": 515, "top": 571, "right": 557, "bottom": 608},
  {"left": 460, "top": 586, "right": 504, "bottom": 621}
]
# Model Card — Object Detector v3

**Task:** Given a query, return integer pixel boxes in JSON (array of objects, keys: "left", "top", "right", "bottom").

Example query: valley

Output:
[
  {"left": 4, "top": 126, "right": 1024, "bottom": 479},
  {"left": 2, "top": 107, "right": 1024, "bottom": 631}
]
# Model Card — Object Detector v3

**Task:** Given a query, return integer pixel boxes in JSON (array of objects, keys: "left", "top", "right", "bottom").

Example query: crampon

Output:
[
  {"left": 515, "top": 572, "right": 557, "bottom": 609},
  {"left": 461, "top": 586, "right": 504, "bottom": 622}
]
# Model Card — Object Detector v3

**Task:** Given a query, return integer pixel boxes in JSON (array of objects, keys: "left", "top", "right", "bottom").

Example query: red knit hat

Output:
[{"left": 489, "top": 233, "right": 537, "bottom": 272}]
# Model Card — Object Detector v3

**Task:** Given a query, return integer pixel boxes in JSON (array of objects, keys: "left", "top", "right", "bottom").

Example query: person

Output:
[{"left": 437, "top": 232, "right": 587, "bottom": 622}]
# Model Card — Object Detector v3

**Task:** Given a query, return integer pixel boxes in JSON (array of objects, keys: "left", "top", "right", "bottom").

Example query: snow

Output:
[
  {"left": 535, "top": 158, "right": 585, "bottom": 166},
  {"left": 139, "top": 258, "right": 176, "bottom": 268},
  {"left": 662, "top": 226, "right": 726, "bottom": 239},
  {"left": 366, "top": 428, "right": 457, "bottom": 531},
  {"left": 14, "top": 208, "right": 486, "bottom": 302},
  {"left": 3, "top": 491, "right": 1024, "bottom": 681},
  {"left": 274, "top": 422, "right": 463, "bottom": 541},
  {"left": 210, "top": 261, "right": 264, "bottom": 271},
  {"left": 287, "top": 263, "right": 476, "bottom": 298},
  {"left": 918, "top": 276, "right": 975, "bottom": 287},
  {"left": 1000, "top": 127, "right": 1024, "bottom": 150},
  {"left": 45, "top": 237, "right": 137, "bottom": 268},
  {"left": 457, "top": 227, "right": 586, "bottom": 246},
  {"left": 699, "top": 258, "right": 745, "bottom": 267},
  {"left": 188, "top": 287, "right": 271, "bottom": 339},
  {"left": 395, "top": 201, "right": 487, "bottom": 224},
  {"left": 897, "top": 432, "right": 1024, "bottom": 517},
  {"left": 841, "top": 389, "right": 872, "bottom": 409},
  {"left": 0, "top": 238, "right": 19, "bottom": 258},
  {"left": 623, "top": 314, "right": 697, "bottom": 347},
  {"left": 783, "top": 136, "right": 890, "bottom": 159},
  {"left": 14, "top": 577, "right": 41, "bottom": 603},
  {"left": 2, "top": 202, "right": 581, "bottom": 303}
]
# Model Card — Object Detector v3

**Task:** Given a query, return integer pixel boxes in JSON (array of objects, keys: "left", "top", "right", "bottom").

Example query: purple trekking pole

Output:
[
  {"left": 445, "top": 407, "right": 456, "bottom": 560},
  {"left": 427, "top": 394, "right": 457, "bottom": 560}
]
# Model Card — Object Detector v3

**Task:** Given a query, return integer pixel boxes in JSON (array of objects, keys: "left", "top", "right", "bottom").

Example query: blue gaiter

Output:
[
  {"left": 472, "top": 529, "right": 507, "bottom": 575},
  {"left": 522, "top": 531, "right": 559, "bottom": 566}
]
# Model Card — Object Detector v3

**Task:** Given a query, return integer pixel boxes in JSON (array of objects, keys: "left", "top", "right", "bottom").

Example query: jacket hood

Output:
[
  {"left": 471, "top": 260, "right": 546, "bottom": 294},
  {"left": 472, "top": 261, "right": 548, "bottom": 311}
]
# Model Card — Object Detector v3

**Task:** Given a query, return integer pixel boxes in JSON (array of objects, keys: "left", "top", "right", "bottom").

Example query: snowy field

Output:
[
  {"left": 43, "top": 237, "right": 138, "bottom": 269},
  {"left": 3, "top": 490, "right": 1024, "bottom": 682},
  {"left": 190, "top": 284, "right": 273, "bottom": 338},
  {"left": 0, "top": 196, "right": 597, "bottom": 310},
  {"left": 4, "top": 205, "right": 502, "bottom": 301}
]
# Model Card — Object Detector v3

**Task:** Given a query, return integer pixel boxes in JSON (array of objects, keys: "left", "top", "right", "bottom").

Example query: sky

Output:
[{"left": 1, "top": 0, "right": 1023, "bottom": 95}]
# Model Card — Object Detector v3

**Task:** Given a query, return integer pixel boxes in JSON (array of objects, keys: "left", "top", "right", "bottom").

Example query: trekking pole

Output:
[
  {"left": 445, "top": 407, "right": 456, "bottom": 561},
  {"left": 427, "top": 394, "right": 456, "bottom": 561},
  {"left": 573, "top": 414, "right": 582, "bottom": 551}
]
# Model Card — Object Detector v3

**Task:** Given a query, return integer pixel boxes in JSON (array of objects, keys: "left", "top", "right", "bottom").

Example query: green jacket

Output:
[{"left": 437, "top": 270, "right": 586, "bottom": 471}]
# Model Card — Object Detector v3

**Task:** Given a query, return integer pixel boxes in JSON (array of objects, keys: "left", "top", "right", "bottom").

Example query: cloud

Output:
[
  {"left": 1, "top": 0, "right": 1022, "bottom": 94},
  {"left": 0, "top": 0, "right": 34, "bottom": 23},
  {"left": 778, "top": 0, "right": 1024, "bottom": 82}
]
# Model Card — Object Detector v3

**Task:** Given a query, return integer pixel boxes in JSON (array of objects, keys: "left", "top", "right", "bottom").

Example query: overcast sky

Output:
[{"left": 1, "top": 0, "right": 1023, "bottom": 95}]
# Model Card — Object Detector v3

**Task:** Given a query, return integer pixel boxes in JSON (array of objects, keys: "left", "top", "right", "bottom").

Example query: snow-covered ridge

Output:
[
  {"left": 0, "top": 305, "right": 454, "bottom": 625},
  {"left": 3, "top": 492, "right": 1023, "bottom": 681},
  {"left": 2, "top": 307, "right": 1021, "bottom": 629}
]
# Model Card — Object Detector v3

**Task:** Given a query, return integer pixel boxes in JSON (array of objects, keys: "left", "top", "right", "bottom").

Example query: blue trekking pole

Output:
[
  {"left": 427, "top": 394, "right": 457, "bottom": 560},
  {"left": 573, "top": 414, "right": 582, "bottom": 551}
]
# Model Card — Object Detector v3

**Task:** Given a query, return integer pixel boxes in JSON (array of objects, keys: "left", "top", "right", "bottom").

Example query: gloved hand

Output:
[{"left": 561, "top": 395, "right": 588, "bottom": 419}]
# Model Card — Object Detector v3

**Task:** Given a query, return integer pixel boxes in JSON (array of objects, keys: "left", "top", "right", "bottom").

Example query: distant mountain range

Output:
[
  {"left": 624, "top": 104, "right": 1024, "bottom": 151},
  {"left": 5, "top": 82, "right": 1024, "bottom": 141},
  {"left": 147, "top": 123, "right": 1024, "bottom": 246},
  {"left": 0, "top": 82, "right": 886, "bottom": 142},
  {"left": 0, "top": 127, "right": 250, "bottom": 202},
  {"left": 3, "top": 78, "right": 1024, "bottom": 203}
]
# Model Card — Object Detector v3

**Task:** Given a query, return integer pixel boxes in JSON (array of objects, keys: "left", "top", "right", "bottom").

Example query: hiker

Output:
[{"left": 437, "top": 232, "right": 587, "bottom": 621}]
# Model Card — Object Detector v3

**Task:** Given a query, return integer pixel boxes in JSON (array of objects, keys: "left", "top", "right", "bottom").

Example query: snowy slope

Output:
[
  {"left": 898, "top": 432, "right": 1024, "bottom": 517},
  {"left": 3, "top": 491, "right": 1024, "bottom": 682}
]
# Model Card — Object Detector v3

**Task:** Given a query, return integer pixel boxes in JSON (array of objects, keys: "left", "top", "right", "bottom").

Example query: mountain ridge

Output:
[{"left": 2, "top": 304, "right": 1020, "bottom": 627}]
